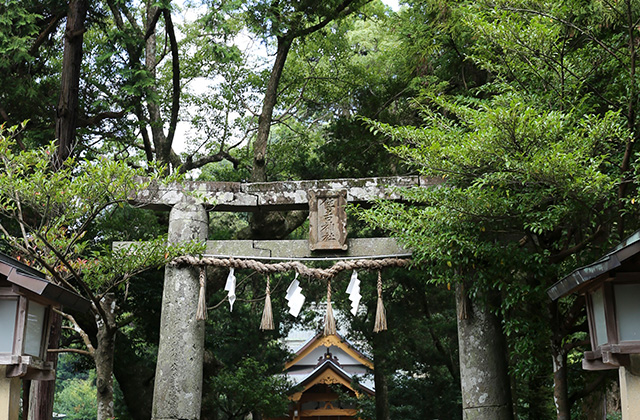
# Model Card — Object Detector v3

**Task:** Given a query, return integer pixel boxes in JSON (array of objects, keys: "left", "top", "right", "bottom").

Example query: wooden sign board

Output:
[{"left": 308, "top": 190, "right": 348, "bottom": 251}]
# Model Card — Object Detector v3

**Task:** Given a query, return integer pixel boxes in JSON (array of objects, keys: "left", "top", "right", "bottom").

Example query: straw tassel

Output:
[
  {"left": 373, "top": 271, "right": 387, "bottom": 333},
  {"left": 260, "top": 276, "right": 274, "bottom": 330},
  {"left": 324, "top": 278, "right": 337, "bottom": 336},
  {"left": 196, "top": 266, "right": 207, "bottom": 321}
]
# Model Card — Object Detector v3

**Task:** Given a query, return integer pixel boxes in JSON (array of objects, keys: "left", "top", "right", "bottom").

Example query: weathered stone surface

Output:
[
  {"left": 152, "top": 202, "right": 208, "bottom": 420},
  {"left": 131, "top": 176, "right": 440, "bottom": 211},
  {"left": 457, "top": 285, "right": 513, "bottom": 420},
  {"left": 204, "top": 238, "right": 411, "bottom": 259},
  {"left": 115, "top": 238, "right": 411, "bottom": 260}
]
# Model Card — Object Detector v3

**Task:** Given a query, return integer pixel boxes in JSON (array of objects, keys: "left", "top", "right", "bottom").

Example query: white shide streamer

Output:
[
  {"left": 346, "top": 270, "right": 361, "bottom": 315},
  {"left": 224, "top": 267, "right": 237, "bottom": 311},
  {"left": 285, "top": 272, "right": 305, "bottom": 317}
]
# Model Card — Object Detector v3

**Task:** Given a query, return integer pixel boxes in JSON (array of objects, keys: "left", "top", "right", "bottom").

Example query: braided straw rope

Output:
[
  {"left": 170, "top": 256, "right": 410, "bottom": 279},
  {"left": 373, "top": 270, "right": 387, "bottom": 332},
  {"left": 196, "top": 267, "right": 207, "bottom": 321},
  {"left": 324, "top": 278, "right": 336, "bottom": 336},
  {"left": 260, "top": 276, "right": 274, "bottom": 330}
]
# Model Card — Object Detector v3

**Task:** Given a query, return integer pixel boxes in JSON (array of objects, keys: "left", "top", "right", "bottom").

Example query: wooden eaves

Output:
[
  {"left": 0, "top": 252, "right": 90, "bottom": 312},
  {"left": 289, "top": 358, "right": 375, "bottom": 402},
  {"left": 285, "top": 332, "right": 373, "bottom": 371},
  {"left": 547, "top": 230, "right": 640, "bottom": 301}
]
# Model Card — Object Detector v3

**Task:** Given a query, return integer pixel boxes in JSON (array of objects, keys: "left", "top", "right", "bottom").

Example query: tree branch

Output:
[
  {"left": 180, "top": 150, "right": 241, "bottom": 173},
  {"left": 48, "top": 348, "right": 93, "bottom": 357},
  {"left": 54, "top": 308, "right": 96, "bottom": 357},
  {"left": 500, "top": 7, "right": 624, "bottom": 65},
  {"left": 144, "top": 8, "right": 162, "bottom": 41},
  {"left": 549, "top": 225, "right": 603, "bottom": 263},
  {"left": 293, "top": 0, "right": 368, "bottom": 39},
  {"left": 29, "top": 11, "right": 67, "bottom": 56},
  {"left": 163, "top": 8, "right": 180, "bottom": 153},
  {"left": 569, "top": 372, "right": 608, "bottom": 406},
  {"left": 77, "top": 110, "right": 127, "bottom": 128}
]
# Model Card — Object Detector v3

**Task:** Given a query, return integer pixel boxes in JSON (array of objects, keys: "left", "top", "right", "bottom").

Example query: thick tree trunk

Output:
[
  {"left": 144, "top": 2, "right": 181, "bottom": 170},
  {"left": 251, "top": 36, "right": 292, "bottom": 183},
  {"left": 28, "top": 312, "right": 62, "bottom": 420},
  {"left": 55, "top": 0, "right": 88, "bottom": 167},
  {"left": 456, "top": 283, "right": 513, "bottom": 420},
  {"left": 95, "top": 296, "right": 117, "bottom": 420},
  {"left": 373, "top": 331, "right": 391, "bottom": 420}
]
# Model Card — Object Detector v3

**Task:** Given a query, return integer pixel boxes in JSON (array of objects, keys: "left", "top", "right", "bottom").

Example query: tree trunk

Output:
[
  {"left": 95, "top": 296, "right": 117, "bottom": 420},
  {"left": 373, "top": 331, "right": 391, "bottom": 420},
  {"left": 55, "top": 0, "right": 88, "bottom": 167},
  {"left": 550, "top": 300, "right": 571, "bottom": 420},
  {"left": 28, "top": 312, "right": 62, "bottom": 420},
  {"left": 251, "top": 36, "right": 292, "bottom": 182},
  {"left": 456, "top": 283, "right": 513, "bottom": 420},
  {"left": 144, "top": 1, "right": 173, "bottom": 169}
]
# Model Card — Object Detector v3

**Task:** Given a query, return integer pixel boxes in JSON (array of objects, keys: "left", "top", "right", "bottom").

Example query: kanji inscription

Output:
[{"left": 309, "top": 190, "right": 348, "bottom": 251}]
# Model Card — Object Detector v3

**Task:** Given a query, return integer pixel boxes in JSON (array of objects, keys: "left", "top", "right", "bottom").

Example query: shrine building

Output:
[{"left": 269, "top": 332, "right": 375, "bottom": 420}]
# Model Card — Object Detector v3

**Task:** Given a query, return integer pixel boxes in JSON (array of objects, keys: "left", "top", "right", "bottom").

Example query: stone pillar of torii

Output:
[{"left": 126, "top": 176, "right": 435, "bottom": 420}]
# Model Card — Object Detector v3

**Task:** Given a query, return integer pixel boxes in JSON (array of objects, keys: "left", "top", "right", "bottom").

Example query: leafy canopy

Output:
[{"left": 360, "top": 93, "right": 627, "bottom": 275}]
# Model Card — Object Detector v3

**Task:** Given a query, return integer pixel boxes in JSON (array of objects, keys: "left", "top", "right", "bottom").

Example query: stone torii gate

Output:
[{"left": 128, "top": 176, "right": 433, "bottom": 420}]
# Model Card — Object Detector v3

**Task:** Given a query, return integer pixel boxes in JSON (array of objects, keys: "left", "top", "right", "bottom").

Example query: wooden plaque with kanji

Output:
[{"left": 308, "top": 190, "right": 348, "bottom": 251}]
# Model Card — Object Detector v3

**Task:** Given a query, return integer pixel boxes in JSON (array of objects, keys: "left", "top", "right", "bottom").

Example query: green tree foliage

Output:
[
  {"left": 0, "top": 0, "right": 65, "bottom": 146},
  {"left": 265, "top": 0, "right": 419, "bottom": 180},
  {"left": 341, "top": 268, "right": 461, "bottom": 420},
  {"left": 0, "top": 122, "right": 202, "bottom": 420},
  {"left": 358, "top": 0, "right": 640, "bottom": 417},
  {"left": 54, "top": 354, "right": 134, "bottom": 420},
  {"left": 207, "top": 357, "right": 291, "bottom": 420},
  {"left": 54, "top": 372, "right": 98, "bottom": 420},
  {"left": 201, "top": 268, "right": 296, "bottom": 420},
  {"left": 362, "top": 96, "right": 625, "bottom": 266}
]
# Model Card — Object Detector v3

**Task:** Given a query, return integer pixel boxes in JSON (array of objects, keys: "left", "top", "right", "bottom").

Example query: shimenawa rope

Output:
[
  {"left": 170, "top": 256, "right": 410, "bottom": 279},
  {"left": 176, "top": 255, "right": 410, "bottom": 331}
]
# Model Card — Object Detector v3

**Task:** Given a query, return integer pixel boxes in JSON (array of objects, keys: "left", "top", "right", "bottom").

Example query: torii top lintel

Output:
[{"left": 131, "top": 175, "right": 440, "bottom": 212}]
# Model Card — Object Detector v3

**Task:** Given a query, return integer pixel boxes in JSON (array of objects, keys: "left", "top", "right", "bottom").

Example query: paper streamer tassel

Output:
[
  {"left": 260, "top": 276, "right": 274, "bottom": 330},
  {"left": 346, "top": 270, "right": 361, "bottom": 316},
  {"left": 224, "top": 268, "right": 236, "bottom": 311},
  {"left": 196, "top": 267, "right": 207, "bottom": 321},
  {"left": 285, "top": 273, "right": 305, "bottom": 317},
  {"left": 373, "top": 271, "right": 387, "bottom": 333},
  {"left": 324, "top": 278, "right": 337, "bottom": 336}
]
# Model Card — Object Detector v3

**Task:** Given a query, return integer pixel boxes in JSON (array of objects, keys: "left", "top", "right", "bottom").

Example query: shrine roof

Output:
[
  {"left": 286, "top": 358, "right": 375, "bottom": 398},
  {"left": 285, "top": 332, "right": 373, "bottom": 370}
]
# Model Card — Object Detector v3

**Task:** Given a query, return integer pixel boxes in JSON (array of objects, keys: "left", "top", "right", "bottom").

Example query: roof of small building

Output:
[
  {"left": 0, "top": 252, "right": 90, "bottom": 312},
  {"left": 285, "top": 332, "right": 373, "bottom": 370},
  {"left": 286, "top": 358, "right": 375, "bottom": 398},
  {"left": 547, "top": 229, "right": 640, "bottom": 300},
  {"left": 283, "top": 332, "right": 375, "bottom": 393}
]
